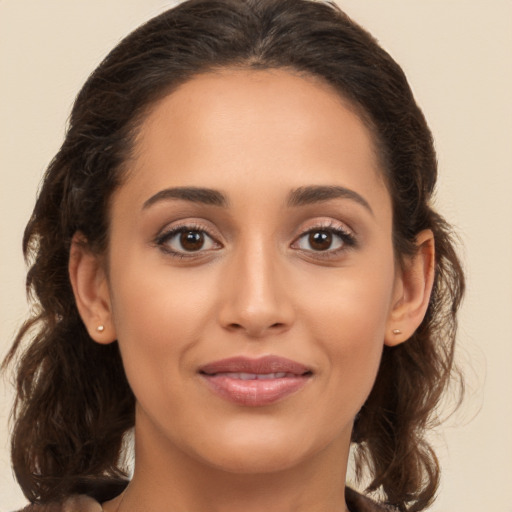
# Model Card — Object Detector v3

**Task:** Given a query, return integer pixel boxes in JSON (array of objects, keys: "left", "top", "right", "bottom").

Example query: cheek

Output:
[
  {"left": 301, "top": 255, "right": 396, "bottom": 343},
  {"left": 299, "top": 256, "right": 396, "bottom": 401},
  {"left": 110, "top": 251, "right": 218, "bottom": 340},
  {"left": 107, "top": 254, "right": 219, "bottom": 402}
]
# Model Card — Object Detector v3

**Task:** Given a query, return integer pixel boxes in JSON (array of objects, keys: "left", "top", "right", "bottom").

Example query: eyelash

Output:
[
  {"left": 154, "top": 222, "right": 220, "bottom": 259},
  {"left": 292, "top": 222, "right": 356, "bottom": 259},
  {"left": 154, "top": 221, "right": 356, "bottom": 260}
]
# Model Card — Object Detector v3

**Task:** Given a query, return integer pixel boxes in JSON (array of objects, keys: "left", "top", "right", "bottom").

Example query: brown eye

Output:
[
  {"left": 293, "top": 226, "right": 354, "bottom": 254},
  {"left": 308, "top": 231, "right": 333, "bottom": 251},
  {"left": 180, "top": 231, "right": 205, "bottom": 251},
  {"left": 156, "top": 226, "right": 219, "bottom": 256}
]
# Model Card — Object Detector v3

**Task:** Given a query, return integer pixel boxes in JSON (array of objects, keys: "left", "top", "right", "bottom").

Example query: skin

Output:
[{"left": 70, "top": 68, "right": 435, "bottom": 512}]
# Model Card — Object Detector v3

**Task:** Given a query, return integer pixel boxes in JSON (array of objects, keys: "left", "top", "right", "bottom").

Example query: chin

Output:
[
  {"left": 198, "top": 442, "right": 311, "bottom": 475},
  {"left": 185, "top": 418, "right": 342, "bottom": 476}
]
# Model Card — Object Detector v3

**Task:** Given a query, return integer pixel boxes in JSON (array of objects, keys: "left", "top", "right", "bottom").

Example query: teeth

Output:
[
  {"left": 239, "top": 372, "right": 257, "bottom": 380},
  {"left": 215, "top": 372, "right": 293, "bottom": 380},
  {"left": 258, "top": 372, "right": 287, "bottom": 380}
]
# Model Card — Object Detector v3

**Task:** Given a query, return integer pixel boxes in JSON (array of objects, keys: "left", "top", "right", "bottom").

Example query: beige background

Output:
[{"left": 1, "top": 1, "right": 511, "bottom": 510}]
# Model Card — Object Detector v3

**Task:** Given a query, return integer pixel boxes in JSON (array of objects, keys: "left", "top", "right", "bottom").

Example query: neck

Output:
[{"left": 109, "top": 412, "right": 352, "bottom": 512}]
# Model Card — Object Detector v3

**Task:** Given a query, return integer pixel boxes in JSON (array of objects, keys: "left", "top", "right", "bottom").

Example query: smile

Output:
[
  {"left": 212, "top": 372, "right": 297, "bottom": 380},
  {"left": 199, "top": 356, "right": 312, "bottom": 406}
]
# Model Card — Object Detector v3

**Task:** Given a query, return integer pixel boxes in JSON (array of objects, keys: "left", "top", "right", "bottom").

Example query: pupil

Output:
[
  {"left": 180, "top": 231, "right": 204, "bottom": 251},
  {"left": 309, "top": 231, "right": 332, "bottom": 251}
]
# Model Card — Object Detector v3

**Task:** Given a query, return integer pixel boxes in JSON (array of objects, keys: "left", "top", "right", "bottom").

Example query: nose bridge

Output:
[{"left": 218, "top": 232, "right": 293, "bottom": 336}]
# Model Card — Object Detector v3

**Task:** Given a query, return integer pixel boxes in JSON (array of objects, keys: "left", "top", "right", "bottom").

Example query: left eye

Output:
[
  {"left": 157, "top": 228, "right": 218, "bottom": 254},
  {"left": 294, "top": 228, "right": 351, "bottom": 252}
]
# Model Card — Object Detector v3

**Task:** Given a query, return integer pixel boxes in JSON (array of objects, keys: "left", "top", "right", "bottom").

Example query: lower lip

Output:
[{"left": 201, "top": 374, "right": 310, "bottom": 406}]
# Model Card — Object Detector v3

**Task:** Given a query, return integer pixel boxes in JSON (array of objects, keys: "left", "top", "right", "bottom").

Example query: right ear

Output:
[{"left": 68, "top": 232, "right": 117, "bottom": 344}]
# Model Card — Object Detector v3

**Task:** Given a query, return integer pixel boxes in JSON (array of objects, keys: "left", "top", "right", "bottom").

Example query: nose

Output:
[{"left": 217, "top": 239, "right": 295, "bottom": 338}]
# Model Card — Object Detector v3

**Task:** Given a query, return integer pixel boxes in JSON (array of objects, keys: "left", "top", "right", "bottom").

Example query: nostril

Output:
[{"left": 224, "top": 321, "right": 287, "bottom": 337}]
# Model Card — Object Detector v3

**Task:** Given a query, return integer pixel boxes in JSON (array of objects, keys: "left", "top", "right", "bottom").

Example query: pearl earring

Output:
[
  {"left": 96, "top": 325, "right": 105, "bottom": 333},
  {"left": 392, "top": 329, "right": 402, "bottom": 335}
]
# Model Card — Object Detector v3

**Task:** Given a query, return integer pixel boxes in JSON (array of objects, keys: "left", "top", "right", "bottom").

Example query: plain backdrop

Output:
[{"left": 1, "top": 1, "right": 511, "bottom": 511}]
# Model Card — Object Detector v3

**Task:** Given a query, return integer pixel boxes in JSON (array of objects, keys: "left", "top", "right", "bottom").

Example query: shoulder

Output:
[
  {"left": 16, "top": 495, "right": 102, "bottom": 512},
  {"left": 346, "top": 487, "right": 399, "bottom": 512},
  {"left": 15, "top": 478, "right": 128, "bottom": 512}
]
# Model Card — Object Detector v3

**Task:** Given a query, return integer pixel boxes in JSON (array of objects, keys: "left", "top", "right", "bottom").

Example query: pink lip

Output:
[{"left": 199, "top": 356, "right": 312, "bottom": 407}]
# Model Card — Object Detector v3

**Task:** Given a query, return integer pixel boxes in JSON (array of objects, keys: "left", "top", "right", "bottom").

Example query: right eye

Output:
[{"left": 155, "top": 225, "right": 221, "bottom": 258}]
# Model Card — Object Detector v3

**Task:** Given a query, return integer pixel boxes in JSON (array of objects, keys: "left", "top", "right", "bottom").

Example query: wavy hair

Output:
[{"left": 3, "top": 1, "right": 464, "bottom": 510}]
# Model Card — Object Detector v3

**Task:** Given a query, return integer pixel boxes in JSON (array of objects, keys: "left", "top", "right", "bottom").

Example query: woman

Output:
[{"left": 3, "top": 0, "right": 464, "bottom": 511}]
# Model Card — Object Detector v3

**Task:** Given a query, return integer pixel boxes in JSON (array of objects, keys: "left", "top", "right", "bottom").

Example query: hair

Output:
[{"left": 3, "top": 1, "right": 464, "bottom": 510}]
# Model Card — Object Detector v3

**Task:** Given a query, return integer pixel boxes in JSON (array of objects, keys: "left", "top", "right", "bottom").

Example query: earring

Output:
[
  {"left": 392, "top": 329, "right": 402, "bottom": 335},
  {"left": 96, "top": 325, "right": 105, "bottom": 333}
]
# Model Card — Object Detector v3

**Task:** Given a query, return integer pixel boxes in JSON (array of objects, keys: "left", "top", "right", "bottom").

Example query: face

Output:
[{"left": 101, "top": 69, "right": 402, "bottom": 474}]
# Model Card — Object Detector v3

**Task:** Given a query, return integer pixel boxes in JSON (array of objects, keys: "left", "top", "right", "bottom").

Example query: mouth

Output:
[{"left": 199, "top": 356, "right": 313, "bottom": 407}]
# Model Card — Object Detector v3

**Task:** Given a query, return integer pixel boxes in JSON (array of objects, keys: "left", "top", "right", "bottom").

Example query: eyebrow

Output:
[
  {"left": 142, "top": 184, "right": 373, "bottom": 215},
  {"left": 287, "top": 185, "right": 373, "bottom": 215},
  {"left": 142, "top": 187, "right": 228, "bottom": 209}
]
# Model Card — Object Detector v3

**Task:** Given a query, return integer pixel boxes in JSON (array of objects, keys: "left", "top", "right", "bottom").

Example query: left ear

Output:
[{"left": 385, "top": 229, "right": 435, "bottom": 346}]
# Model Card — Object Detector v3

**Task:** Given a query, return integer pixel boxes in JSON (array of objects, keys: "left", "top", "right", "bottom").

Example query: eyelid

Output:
[
  {"left": 154, "top": 220, "right": 223, "bottom": 258},
  {"left": 294, "top": 218, "right": 355, "bottom": 239},
  {"left": 290, "top": 218, "right": 357, "bottom": 256}
]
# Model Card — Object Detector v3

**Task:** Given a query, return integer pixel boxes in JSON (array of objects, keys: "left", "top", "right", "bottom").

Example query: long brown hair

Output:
[{"left": 3, "top": 1, "right": 464, "bottom": 510}]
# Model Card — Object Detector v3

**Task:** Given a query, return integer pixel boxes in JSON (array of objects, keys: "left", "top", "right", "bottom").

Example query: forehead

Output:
[{"left": 120, "top": 68, "right": 389, "bottom": 214}]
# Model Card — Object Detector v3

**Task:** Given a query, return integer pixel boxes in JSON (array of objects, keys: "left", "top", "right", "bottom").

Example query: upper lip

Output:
[{"left": 199, "top": 355, "right": 311, "bottom": 376}]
